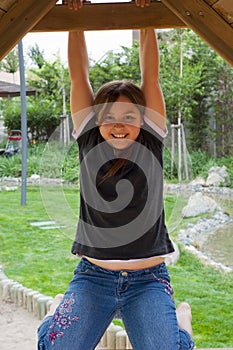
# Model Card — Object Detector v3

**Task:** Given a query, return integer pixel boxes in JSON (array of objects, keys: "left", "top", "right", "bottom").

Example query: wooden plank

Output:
[
  {"left": 33, "top": 2, "right": 186, "bottom": 32},
  {"left": 204, "top": 0, "right": 218, "bottom": 4},
  {"left": 161, "top": 0, "right": 233, "bottom": 67},
  {"left": 0, "top": 0, "right": 58, "bottom": 60},
  {"left": 212, "top": 0, "right": 233, "bottom": 24},
  {"left": 0, "top": 0, "right": 16, "bottom": 11},
  {"left": 0, "top": 9, "right": 6, "bottom": 20}
]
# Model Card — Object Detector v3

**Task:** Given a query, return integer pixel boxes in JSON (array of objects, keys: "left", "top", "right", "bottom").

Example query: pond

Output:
[
  {"left": 200, "top": 197, "right": 233, "bottom": 269},
  {"left": 201, "top": 222, "right": 233, "bottom": 269}
]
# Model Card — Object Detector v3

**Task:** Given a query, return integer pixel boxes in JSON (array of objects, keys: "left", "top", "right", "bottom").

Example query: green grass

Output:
[
  {"left": 0, "top": 186, "right": 78, "bottom": 295},
  {"left": 0, "top": 186, "right": 233, "bottom": 348}
]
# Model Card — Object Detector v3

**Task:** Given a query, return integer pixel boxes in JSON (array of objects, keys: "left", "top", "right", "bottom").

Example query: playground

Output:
[{"left": 1, "top": 1, "right": 233, "bottom": 349}]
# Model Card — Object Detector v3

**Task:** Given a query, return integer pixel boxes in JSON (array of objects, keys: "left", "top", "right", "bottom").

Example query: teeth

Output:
[{"left": 113, "top": 134, "right": 126, "bottom": 138}]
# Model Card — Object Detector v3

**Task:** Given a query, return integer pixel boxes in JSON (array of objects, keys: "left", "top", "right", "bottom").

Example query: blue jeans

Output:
[{"left": 38, "top": 258, "right": 195, "bottom": 350}]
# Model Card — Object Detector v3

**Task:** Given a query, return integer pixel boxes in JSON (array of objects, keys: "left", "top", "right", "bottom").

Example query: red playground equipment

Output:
[{"left": 0, "top": 130, "right": 22, "bottom": 157}]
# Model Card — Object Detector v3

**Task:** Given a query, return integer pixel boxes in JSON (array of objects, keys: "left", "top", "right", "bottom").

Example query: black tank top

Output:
[{"left": 71, "top": 116, "right": 174, "bottom": 259}]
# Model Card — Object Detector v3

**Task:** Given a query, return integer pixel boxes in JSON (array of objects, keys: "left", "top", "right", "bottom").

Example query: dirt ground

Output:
[{"left": 0, "top": 297, "right": 41, "bottom": 350}]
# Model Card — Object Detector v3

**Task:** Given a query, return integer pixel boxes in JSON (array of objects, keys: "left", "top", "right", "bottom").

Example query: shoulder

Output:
[
  {"left": 141, "top": 117, "right": 167, "bottom": 144},
  {"left": 72, "top": 111, "right": 96, "bottom": 141}
]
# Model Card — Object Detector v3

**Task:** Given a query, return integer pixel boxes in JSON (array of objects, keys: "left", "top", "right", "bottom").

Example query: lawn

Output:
[{"left": 0, "top": 186, "right": 233, "bottom": 348}]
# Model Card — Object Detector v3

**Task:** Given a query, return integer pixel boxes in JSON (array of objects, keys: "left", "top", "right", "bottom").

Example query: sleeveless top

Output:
[{"left": 71, "top": 115, "right": 174, "bottom": 260}]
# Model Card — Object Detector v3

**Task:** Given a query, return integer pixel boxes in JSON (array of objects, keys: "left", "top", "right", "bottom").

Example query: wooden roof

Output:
[
  {"left": 0, "top": 80, "right": 37, "bottom": 98},
  {"left": 0, "top": 0, "right": 233, "bottom": 66}
]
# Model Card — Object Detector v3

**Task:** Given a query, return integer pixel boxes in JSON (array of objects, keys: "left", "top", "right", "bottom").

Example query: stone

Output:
[
  {"left": 190, "top": 177, "right": 206, "bottom": 186},
  {"left": 206, "top": 165, "right": 230, "bottom": 186},
  {"left": 182, "top": 192, "right": 218, "bottom": 218}
]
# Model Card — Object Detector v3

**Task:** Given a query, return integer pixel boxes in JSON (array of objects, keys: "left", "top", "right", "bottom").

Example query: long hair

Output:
[{"left": 93, "top": 80, "right": 146, "bottom": 181}]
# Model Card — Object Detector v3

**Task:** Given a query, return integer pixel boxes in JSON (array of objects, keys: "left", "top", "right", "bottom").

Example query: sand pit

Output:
[{"left": 0, "top": 297, "right": 41, "bottom": 350}]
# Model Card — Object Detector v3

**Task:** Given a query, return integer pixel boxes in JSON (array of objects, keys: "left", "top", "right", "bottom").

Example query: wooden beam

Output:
[
  {"left": 211, "top": 0, "right": 233, "bottom": 24},
  {"left": 0, "top": 9, "right": 5, "bottom": 20},
  {"left": 161, "top": 0, "right": 233, "bottom": 67},
  {"left": 33, "top": 2, "right": 186, "bottom": 32},
  {"left": 0, "top": 0, "right": 58, "bottom": 60}
]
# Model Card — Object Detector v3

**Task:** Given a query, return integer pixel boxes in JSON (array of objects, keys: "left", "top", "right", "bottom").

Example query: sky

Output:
[{"left": 23, "top": 30, "right": 133, "bottom": 66}]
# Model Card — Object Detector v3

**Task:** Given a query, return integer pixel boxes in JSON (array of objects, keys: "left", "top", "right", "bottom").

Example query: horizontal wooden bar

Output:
[{"left": 32, "top": 2, "right": 186, "bottom": 32}]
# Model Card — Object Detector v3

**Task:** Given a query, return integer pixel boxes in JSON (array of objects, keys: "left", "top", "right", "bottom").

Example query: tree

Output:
[
  {"left": 3, "top": 54, "right": 70, "bottom": 143},
  {"left": 89, "top": 43, "right": 140, "bottom": 93},
  {"left": 159, "top": 30, "right": 205, "bottom": 129},
  {"left": 212, "top": 60, "right": 233, "bottom": 156},
  {"left": 1, "top": 47, "right": 19, "bottom": 82},
  {"left": 27, "top": 44, "right": 46, "bottom": 69},
  {"left": 159, "top": 29, "right": 233, "bottom": 156}
]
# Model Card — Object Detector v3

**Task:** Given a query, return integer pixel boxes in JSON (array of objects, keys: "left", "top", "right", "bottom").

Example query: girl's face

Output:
[{"left": 97, "top": 96, "right": 143, "bottom": 150}]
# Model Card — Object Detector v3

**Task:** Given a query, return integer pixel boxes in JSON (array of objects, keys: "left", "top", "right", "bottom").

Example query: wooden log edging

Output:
[{"left": 0, "top": 266, "right": 53, "bottom": 320}]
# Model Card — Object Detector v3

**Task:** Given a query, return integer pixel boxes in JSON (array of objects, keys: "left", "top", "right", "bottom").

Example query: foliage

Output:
[
  {"left": 212, "top": 61, "right": 233, "bottom": 156},
  {"left": 2, "top": 52, "right": 71, "bottom": 143},
  {"left": 2, "top": 96, "right": 61, "bottom": 142},
  {"left": 1, "top": 142, "right": 232, "bottom": 188},
  {"left": 0, "top": 154, "right": 22, "bottom": 177},
  {"left": 1, "top": 47, "right": 19, "bottom": 74},
  {"left": 89, "top": 43, "right": 141, "bottom": 93},
  {"left": 27, "top": 43, "right": 46, "bottom": 69},
  {"left": 0, "top": 142, "right": 80, "bottom": 181},
  {"left": 188, "top": 149, "right": 215, "bottom": 179},
  {"left": 216, "top": 156, "right": 233, "bottom": 184},
  {"left": 62, "top": 142, "right": 79, "bottom": 183},
  {"left": 159, "top": 30, "right": 204, "bottom": 125},
  {"left": 158, "top": 29, "right": 233, "bottom": 156}
]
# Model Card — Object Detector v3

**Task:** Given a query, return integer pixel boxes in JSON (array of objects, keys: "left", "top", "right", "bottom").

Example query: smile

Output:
[{"left": 111, "top": 133, "right": 128, "bottom": 138}]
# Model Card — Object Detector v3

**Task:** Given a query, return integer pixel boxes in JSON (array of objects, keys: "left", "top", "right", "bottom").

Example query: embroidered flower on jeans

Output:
[
  {"left": 49, "top": 293, "right": 79, "bottom": 346},
  {"left": 57, "top": 314, "right": 72, "bottom": 329},
  {"left": 49, "top": 330, "right": 64, "bottom": 345},
  {"left": 59, "top": 293, "right": 75, "bottom": 314}
]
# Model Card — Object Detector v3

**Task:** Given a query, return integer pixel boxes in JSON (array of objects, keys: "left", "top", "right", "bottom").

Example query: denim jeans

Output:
[{"left": 38, "top": 258, "right": 195, "bottom": 350}]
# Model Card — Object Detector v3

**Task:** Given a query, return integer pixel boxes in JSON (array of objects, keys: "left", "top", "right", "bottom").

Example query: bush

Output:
[{"left": 0, "top": 144, "right": 232, "bottom": 187}]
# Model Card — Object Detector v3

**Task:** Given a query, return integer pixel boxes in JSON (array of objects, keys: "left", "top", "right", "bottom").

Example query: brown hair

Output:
[
  {"left": 93, "top": 80, "right": 146, "bottom": 122},
  {"left": 93, "top": 80, "right": 146, "bottom": 181}
]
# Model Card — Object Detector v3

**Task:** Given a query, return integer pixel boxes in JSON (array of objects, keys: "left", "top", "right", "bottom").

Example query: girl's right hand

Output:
[
  {"left": 135, "top": 0, "right": 151, "bottom": 7},
  {"left": 64, "top": 0, "right": 84, "bottom": 11}
]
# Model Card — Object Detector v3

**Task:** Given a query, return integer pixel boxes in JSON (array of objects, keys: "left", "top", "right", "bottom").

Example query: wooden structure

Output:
[
  {"left": 0, "top": 0, "right": 233, "bottom": 67},
  {"left": 0, "top": 80, "right": 36, "bottom": 98}
]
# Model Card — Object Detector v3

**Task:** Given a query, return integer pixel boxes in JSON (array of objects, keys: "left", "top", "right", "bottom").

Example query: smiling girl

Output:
[{"left": 37, "top": 2, "right": 195, "bottom": 349}]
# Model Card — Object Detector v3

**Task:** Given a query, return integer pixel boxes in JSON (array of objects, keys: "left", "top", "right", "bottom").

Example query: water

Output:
[
  {"left": 201, "top": 222, "right": 233, "bottom": 268},
  {"left": 201, "top": 197, "right": 233, "bottom": 269}
]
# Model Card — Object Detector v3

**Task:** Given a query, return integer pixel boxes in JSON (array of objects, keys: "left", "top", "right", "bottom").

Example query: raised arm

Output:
[
  {"left": 140, "top": 29, "right": 166, "bottom": 130},
  {"left": 68, "top": 31, "right": 94, "bottom": 131}
]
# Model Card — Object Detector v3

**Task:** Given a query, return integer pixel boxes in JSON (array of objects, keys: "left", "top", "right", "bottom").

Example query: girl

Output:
[{"left": 38, "top": 2, "right": 195, "bottom": 349}]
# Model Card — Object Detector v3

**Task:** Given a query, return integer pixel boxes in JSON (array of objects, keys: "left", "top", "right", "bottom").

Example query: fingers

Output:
[
  {"left": 135, "top": 0, "right": 151, "bottom": 8},
  {"left": 65, "top": 0, "right": 150, "bottom": 10},
  {"left": 66, "top": 0, "right": 83, "bottom": 11}
]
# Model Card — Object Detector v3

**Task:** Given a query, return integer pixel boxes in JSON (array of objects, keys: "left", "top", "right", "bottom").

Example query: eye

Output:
[
  {"left": 102, "top": 115, "right": 115, "bottom": 124},
  {"left": 124, "top": 115, "right": 137, "bottom": 123}
]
